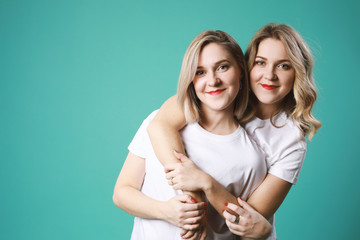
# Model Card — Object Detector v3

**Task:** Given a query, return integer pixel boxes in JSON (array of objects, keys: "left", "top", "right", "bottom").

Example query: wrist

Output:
[
  {"left": 201, "top": 173, "right": 214, "bottom": 192},
  {"left": 156, "top": 201, "right": 169, "bottom": 222},
  {"left": 258, "top": 219, "right": 272, "bottom": 239}
]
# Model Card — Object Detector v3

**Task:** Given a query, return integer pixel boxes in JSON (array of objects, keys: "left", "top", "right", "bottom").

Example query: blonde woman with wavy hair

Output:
[
  {"left": 245, "top": 23, "right": 321, "bottom": 139},
  {"left": 147, "top": 23, "right": 321, "bottom": 239}
]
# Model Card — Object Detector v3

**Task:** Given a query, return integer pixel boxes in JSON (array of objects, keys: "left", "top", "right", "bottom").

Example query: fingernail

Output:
[
  {"left": 174, "top": 149, "right": 179, "bottom": 153},
  {"left": 222, "top": 209, "right": 225, "bottom": 213},
  {"left": 190, "top": 198, "right": 196, "bottom": 203},
  {"left": 225, "top": 202, "right": 228, "bottom": 206},
  {"left": 238, "top": 197, "right": 242, "bottom": 200},
  {"left": 204, "top": 202, "right": 207, "bottom": 209}
]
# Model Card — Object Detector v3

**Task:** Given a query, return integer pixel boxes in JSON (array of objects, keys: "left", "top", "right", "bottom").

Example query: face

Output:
[
  {"left": 193, "top": 43, "right": 241, "bottom": 115},
  {"left": 250, "top": 38, "right": 295, "bottom": 115}
]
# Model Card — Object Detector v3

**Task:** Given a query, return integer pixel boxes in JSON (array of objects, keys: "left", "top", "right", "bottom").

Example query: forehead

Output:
[
  {"left": 257, "top": 38, "right": 289, "bottom": 60},
  {"left": 198, "top": 43, "right": 234, "bottom": 65}
]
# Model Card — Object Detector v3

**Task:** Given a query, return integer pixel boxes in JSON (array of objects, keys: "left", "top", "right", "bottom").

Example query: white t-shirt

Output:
[
  {"left": 128, "top": 110, "right": 267, "bottom": 240},
  {"left": 245, "top": 112, "right": 307, "bottom": 240},
  {"left": 245, "top": 111, "right": 307, "bottom": 185}
]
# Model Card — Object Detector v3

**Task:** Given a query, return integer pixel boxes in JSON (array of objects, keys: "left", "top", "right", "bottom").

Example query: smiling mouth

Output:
[
  {"left": 261, "top": 84, "right": 279, "bottom": 90},
  {"left": 207, "top": 89, "right": 225, "bottom": 95}
]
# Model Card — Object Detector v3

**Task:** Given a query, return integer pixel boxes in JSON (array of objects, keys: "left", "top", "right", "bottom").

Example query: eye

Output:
[
  {"left": 255, "top": 61, "right": 265, "bottom": 66},
  {"left": 217, "top": 64, "right": 229, "bottom": 72},
  {"left": 278, "top": 63, "right": 292, "bottom": 70},
  {"left": 195, "top": 70, "right": 205, "bottom": 76}
]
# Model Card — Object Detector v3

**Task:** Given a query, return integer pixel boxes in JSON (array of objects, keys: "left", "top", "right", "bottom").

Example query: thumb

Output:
[
  {"left": 173, "top": 150, "right": 188, "bottom": 162},
  {"left": 237, "top": 197, "right": 255, "bottom": 212},
  {"left": 179, "top": 194, "right": 196, "bottom": 203},
  {"left": 164, "top": 163, "right": 178, "bottom": 173}
]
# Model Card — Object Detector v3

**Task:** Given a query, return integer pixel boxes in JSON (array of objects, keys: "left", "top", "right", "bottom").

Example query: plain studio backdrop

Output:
[{"left": 1, "top": 0, "right": 359, "bottom": 239}]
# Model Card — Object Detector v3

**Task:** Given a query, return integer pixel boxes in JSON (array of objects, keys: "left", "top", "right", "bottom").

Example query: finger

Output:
[
  {"left": 177, "top": 194, "right": 195, "bottom": 204},
  {"left": 188, "top": 231, "right": 200, "bottom": 240},
  {"left": 226, "top": 202, "right": 247, "bottom": 216},
  {"left": 173, "top": 150, "right": 190, "bottom": 163},
  {"left": 165, "top": 171, "right": 175, "bottom": 180},
  {"left": 237, "top": 197, "right": 255, "bottom": 213},
  {"left": 178, "top": 195, "right": 205, "bottom": 208},
  {"left": 222, "top": 209, "right": 238, "bottom": 224},
  {"left": 225, "top": 219, "right": 246, "bottom": 236},
  {"left": 173, "top": 150, "right": 183, "bottom": 159},
  {"left": 184, "top": 209, "right": 205, "bottom": 219},
  {"left": 164, "top": 163, "right": 180, "bottom": 173},
  {"left": 181, "top": 229, "right": 196, "bottom": 239},
  {"left": 183, "top": 214, "right": 203, "bottom": 225},
  {"left": 199, "top": 229, "right": 207, "bottom": 240},
  {"left": 184, "top": 202, "right": 206, "bottom": 212},
  {"left": 183, "top": 222, "right": 201, "bottom": 231}
]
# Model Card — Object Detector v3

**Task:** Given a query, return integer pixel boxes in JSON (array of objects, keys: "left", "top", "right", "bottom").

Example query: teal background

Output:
[{"left": 1, "top": 0, "right": 359, "bottom": 239}]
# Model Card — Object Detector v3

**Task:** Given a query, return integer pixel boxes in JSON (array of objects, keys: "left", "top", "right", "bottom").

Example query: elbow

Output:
[
  {"left": 262, "top": 220, "right": 273, "bottom": 238},
  {"left": 112, "top": 191, "right": 120, "bottom": 208},
  {"left": 112, "top": 187, "right": 124, "bottom": 209},
  {"left": 147, "top": 118, "right": 162, "bottom": 137},
  {"left": 147, "top": 120, "right": 155, "bottom": 136}
]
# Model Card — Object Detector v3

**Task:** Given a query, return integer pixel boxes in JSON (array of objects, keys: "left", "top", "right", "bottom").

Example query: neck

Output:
[
  {"left": 199, "top": 105, "right": 238, "bottom": 135},
  {"left": 255, "top": 101, "right": 282, "bottom": 120}
]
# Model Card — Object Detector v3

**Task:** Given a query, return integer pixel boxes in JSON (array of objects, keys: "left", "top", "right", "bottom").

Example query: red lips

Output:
[
  {"left": 261, "top": 84, "right": 279, "bottom": 90},
  {"left": 207, "top": 89, "right": 225, "bottom": 95}
]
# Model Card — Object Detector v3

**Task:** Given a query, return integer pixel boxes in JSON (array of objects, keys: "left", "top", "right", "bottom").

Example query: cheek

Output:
[
  {"left": 193, "top": 79, "right": 204, "bottom": 93},
  {"left": 283, "top": 73, "right": 295, "bottom": 91},
  {"left": 250, "top": 68, "right": 260, "bottom": 84}
]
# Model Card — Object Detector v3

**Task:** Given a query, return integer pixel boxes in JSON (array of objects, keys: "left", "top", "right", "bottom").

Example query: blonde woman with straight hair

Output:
[
  {"left": 113, "top": 30, "right": 272, "bottom": 240},
  {"left": 147, "top": 23, "right": 321, "bottom": 239}
]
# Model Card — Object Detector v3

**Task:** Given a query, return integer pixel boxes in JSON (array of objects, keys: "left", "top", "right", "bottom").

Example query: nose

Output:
[
  {"left": 264, "top": 66, "right": 277, "bottom": 81},
  {"left": 207, "top": 71, "right": 221, "bottom": 87}
]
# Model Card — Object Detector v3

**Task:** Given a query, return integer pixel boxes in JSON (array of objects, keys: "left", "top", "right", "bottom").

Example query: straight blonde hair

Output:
[{"left": 177, "top": 30, "right": 250, "bottom": 124}]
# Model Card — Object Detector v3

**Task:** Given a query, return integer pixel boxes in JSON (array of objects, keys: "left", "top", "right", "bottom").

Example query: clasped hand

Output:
[{"left": 164, "top": 151, "right": 208, "bottom": 192}]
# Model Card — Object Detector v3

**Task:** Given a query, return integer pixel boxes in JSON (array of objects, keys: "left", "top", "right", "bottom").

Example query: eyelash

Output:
[
  {"left": 278, "top": 64, "right": 291, "bottom": 70},
  {"left": 255, "top": 61, "right": 265, "bottom": 66},
  {"left": 255, "top": 61, "right": 291, "bottom": 70},
  {"left": 217, "top": 64, "right": 229, "bottom": 71},
  {"left": 195, "top": 64, "right": 230, "bottom": 76}
]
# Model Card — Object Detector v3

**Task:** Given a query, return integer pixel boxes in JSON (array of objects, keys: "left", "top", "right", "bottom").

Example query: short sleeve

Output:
[
  {"left": 128, "top": 110, "right": 159, "bottom": 158},
  {"left": 246, "top": 112, "right": 308, "bottom": 185},
  {"left": 268, "top": 148, "right": 306, "bottom": 185}
]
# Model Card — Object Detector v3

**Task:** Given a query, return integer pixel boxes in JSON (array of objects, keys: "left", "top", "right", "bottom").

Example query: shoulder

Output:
[
  {"left": 141, "top": 109, "right": 159, "bottom": 126},
  {"left": 245, "top": 112, "right": 306, "bottom": 155}
]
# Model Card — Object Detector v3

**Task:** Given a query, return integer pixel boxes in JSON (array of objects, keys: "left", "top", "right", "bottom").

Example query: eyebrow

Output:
[
  {"left": 197, "top": 59, "right": 231, "bottom": 69},
  {"left": 255, "top": 56, "right": 291, "bottom": 62}
]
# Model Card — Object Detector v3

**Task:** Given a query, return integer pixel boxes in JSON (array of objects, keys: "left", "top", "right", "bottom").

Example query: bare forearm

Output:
[
  {"left": 148, "top": 120, "right": 186, "bottom": 164},
  {"left": 202, "top": 174, "right": 239, "bottom": 217},
  {"left": 246, "top": 174, "right": 292, "bottom": 219},
  {"left": 113, "top": 185, "right": 164, "bottom": 220},
  {"left": 147, "top": 96, "right": 203, "bottom": 201}
]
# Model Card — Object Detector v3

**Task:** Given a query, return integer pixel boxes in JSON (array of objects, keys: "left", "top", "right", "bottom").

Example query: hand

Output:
[
  {"left": 180, "top": 217, "right": 207, "bottom": 240},
  {"left": 223, "top": 197, "right": 272, "bottom": 239},
  {"left": 165, "top": 151, "right": 210, "bottom": 192},
  {"left": 162, "top": 194, "right": 206, "bottom": 231}
]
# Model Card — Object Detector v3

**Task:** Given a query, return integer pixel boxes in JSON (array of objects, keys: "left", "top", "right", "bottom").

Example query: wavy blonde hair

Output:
[
  {"left": 245, "top": 23, "right": 321, "bottom": 140},
  {"left": 177, "top": 30, "right": 249, "bottom": 123}
]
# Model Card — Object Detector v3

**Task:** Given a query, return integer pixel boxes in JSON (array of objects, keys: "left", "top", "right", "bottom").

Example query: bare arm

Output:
[
  {"left": 147, "top": 95, "right": 203, "bottom": 203},
  {"left": 166, "top": 152, "right": 292, "bottom": 238},
  {"left": 247, "top": 174, "right": 291, "bottom": 219},
  {"left": 112, "top": 152, "right": 205, "bottom": 230},
  {"left": 147, "top": 96, "right": 291, "bottom": 238},
  {"left": 147, "top": 95, "right": 187, "bottom": 163}
]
